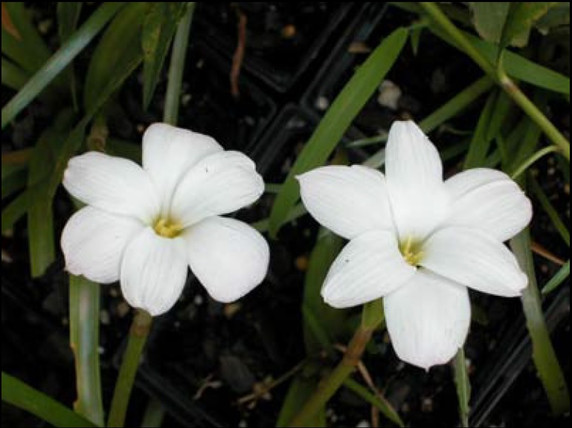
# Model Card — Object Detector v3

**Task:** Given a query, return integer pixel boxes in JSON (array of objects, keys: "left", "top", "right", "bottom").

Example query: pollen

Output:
[
  {"left": 399, "top": 236, "right": 424, "bottom": 267},
  {"left": 153, "top": 218, "right": 183, "bottom": 238}
]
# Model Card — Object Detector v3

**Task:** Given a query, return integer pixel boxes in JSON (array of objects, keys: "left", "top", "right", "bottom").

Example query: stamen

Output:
[
  {"left": 399, "top": 236, "right": 424, "bottom": 267},
  {"left": 153, "top": 218, "right": 182, "bottom": 238}
]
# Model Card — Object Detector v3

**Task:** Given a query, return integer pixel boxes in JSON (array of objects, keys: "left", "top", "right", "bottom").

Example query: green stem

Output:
[
  {"left": 510, "top": 229, "right": 570, "bottom": 415},
  {"left": 418, "top": 2, "right": 570, "bottom": 161},
  {"left": 69, "top": 276, "right": 104, "bottom": 426},
  {"left": 107, "top": 310, "right": 153, "bottom": 427},
  {"left": 288, "top": 299, "right": 383, "bottom": 427},
  {"left": 510, "top": 145, "right": 560, "bottom": 180},
  {"left": 453, "top": 348, "right": 471, "bottom": 427},
  {"left": 163, "top": 4, "right": 195, "bottom": 125}
]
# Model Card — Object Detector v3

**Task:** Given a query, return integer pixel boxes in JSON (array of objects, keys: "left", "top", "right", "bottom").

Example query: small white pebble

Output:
[{"left": 316, "top": 96, "right": 330, "bottom": 111}]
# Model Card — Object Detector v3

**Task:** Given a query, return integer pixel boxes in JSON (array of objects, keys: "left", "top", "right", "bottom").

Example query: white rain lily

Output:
[
  {"left": 61, "top": 123, "right": 269, "bottom": 316},
  {"left": 297, "top": 120, "right": 531, "bottom": 370}
]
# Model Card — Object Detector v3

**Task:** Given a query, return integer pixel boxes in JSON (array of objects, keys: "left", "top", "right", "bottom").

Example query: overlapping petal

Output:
[
  {"left": 142, "top": 123, "right": 222, "bottom": 212},
  {"left": 385, "top": 121, "right": 450, "bottom": 241},
  {"left": 384, "top": 269, "right": 471, "bottom": 370},
  {"left": 170, "top": 151, "right": 264, "bottom": 227},
  {"left": 63, "top": 152, "right": 160, "bottom": 223},
  {"left": 297, "top": 165, "right": 394, "bottom": 240},
  {"left": 61, "top": 206, "right": 144, "bottom": 283},
  {"left": 184, "top": 216, "right": 269, "bottom": 302},
  {"left": 421, "top": 226, "right": 527, "bottom": 297},
  {"left": 321, "top": 230, "right": 416, "bottom": 308},
  {"left": 444, "top": 168, "right": 532, "bottom": 242},
  {"left": 120, "top": 227, "right": 188, "bottom": 316}
]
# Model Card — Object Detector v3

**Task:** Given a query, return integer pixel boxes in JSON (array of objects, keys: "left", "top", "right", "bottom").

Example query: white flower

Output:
[
  {"left": 297, "top": 120, "right": 531, "bottom": 370},
  {"left": 61, "top": 123, "right": 269, "bottom": 316}
]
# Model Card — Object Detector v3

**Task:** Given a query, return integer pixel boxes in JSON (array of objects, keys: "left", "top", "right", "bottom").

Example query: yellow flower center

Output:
[
  {"left": 399, "top": 236, "right": 424, "bottom": 267},
  {"left": 153, "top": 218, "right": 183, "bottom": 238}
]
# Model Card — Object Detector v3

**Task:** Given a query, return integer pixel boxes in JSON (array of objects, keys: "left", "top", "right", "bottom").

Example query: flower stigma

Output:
[
  {"left": 399, "top": 236, "right": 424, "bottom": 267},
  {"left": 153, "top": 218, "right": 183, "bottom": 238}
]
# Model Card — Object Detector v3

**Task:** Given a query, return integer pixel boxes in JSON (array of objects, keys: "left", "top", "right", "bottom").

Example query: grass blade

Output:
[
  {"left": 510, "top": 229, "right": 570, "bottom": 415},
  {"left": 541, "top": 260, "right": 570, "bottom": 295},
  {"left": 69, "top": 275, "right": 104, "bottom": 426},
  {"left": 2, "top": 2, "right": 51, "bottom": 73},
  {"left": 26, "top": 132, "right": 56, "bottom": 277},
  {"left": 1, "top": 57, "right": 29, "bottom": 90},
  {"left": 1, "top": 372, "right": 97, "bottom": 427},
  {"left": 83, "top": 2, "right": 145, "bottom": 111},
  {"left": 2, "top": 2, "right": 125, "bottom": 129},
  {"left": 529, "top": 174, "right": 570, "bottom": 247},
  {"left": 142, "top": 3, "right": 190, "bottom": 110},
  {"left": 343, "top": 378, "right": 404, "bottom": 427},
  {"left": 163, "top": 3, "right": 195, "bottom": 125},
  {"left": 268, "top": 27, "right": 408, "bottom": 237}
]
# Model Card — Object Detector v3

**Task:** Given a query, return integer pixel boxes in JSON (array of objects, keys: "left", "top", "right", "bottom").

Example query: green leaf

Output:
[
  {"left": 453, "top": 348, "right": 471, "bottom": 427},
  {"left": 141, "top": 398, "right": 165, "bottom": 428},
  {"left": 1, "top": 57, "right": 29, "bottom": 90},
  {"left": 1, "top": 372, "right": 98, "bottom": 427},
  {"left": 142, "top": 2, "right": 189, "bottom": 109},
  {"left": 536, "top": 2, "right": 570, "bottom": 35},
  {"left": 500, "top": 2, "right": 556, "bottom": 48},
  {"left": 541, "top": 260, "right": 570, "bottom": 295},
  {"left": 57, "top": 2, "right": 83, "bottom": 108},
  {"left": 2, "top": 3, "right": 125, "bottom": 129},
  {"left": 429, "top": 26, "right": 570, "bottom": 95},
  {"left": 464, "top": 89, "right": 512, "bottom": 169},
  {"left": 163, "top": 3, "right": 195, "bottom": 125},
  {"left": 276, "top": 364, "right": 325, "bottom": 427},
  {"left": 57, "top": 2, "right": 83, "bottom": 42},
  {"left": 303, "top": 230, "right": 348, "bottom": 354},
  {"left": 69, "top": 275, "right": 104, "bottom": 426},
  {"left": 27, "top": 132, "right": 57, "bottom": 277},
  {"left": 343, "top": 378, "right": 404, "bottom": 427},
  {"left": 1, "top": 164, "right": 27, "bottom": 200},
  {"left": 1, "top": 190, "right": 29, "bottom": 232},
  {"left": 1, "top": 2, "right": 51, "bottom": 73},
  {"left": 268, "top": 27, "right": 408, "bottom": 237},
  {"left": 510, "top": 229, "right": 570, "bottom": 415},
  {"left": 83, "top": 2, "right": 145, "bottom": 111},
  {"left": 529, "top": 174, "right": 570, "bottom": 247},
  {"left": 469, "top": 2, "right": 511, "bottom": 44}
]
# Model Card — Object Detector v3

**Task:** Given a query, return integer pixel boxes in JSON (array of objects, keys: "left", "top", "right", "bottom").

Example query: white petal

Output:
[
  {"left": 63, "top": 152, "right": 160, "bottom": 223},
  {"left": 184, "top": 217, "right": 269, "bottom": 302},
  {"left": 384, "top": 269, "right": 471, "bottom": 370},
  {"left": 297, "top": 165, "right": 394, "bottom": 240},
  {"left": 120, "top": 227, "right": 188, "bottom": 316},
  {"left": 385, "top": 120, "right": 449, "bottom": 241},
  {"left": 170, "top": 151, "right": 264, "bottom": 227},
  {"left": 321, "top": 230, "right": 416, "bottom": 308},
  {"left": 142, "top": 123, "right": 222, "bottom": 212},
  {"left": 61, "top": 206, "right": 144, "bottom": 283},
  {"left": 444, "top": 168, "right": 532, "bottom": 242},
  {"left": 421, "top": 226, "right": 527, "bottom": 297}
]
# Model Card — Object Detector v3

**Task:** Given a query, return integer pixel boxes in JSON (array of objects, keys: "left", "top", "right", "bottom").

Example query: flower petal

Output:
[
  {"left": 170, "top": 151, "right": 264, "bottom": 227},
  {"left": 421, "top": 226, "right": 527, "bottom": 297},
  {"left": 444, "top": 168, "right": 532, "bottom": 242},
  {"left": 385, "top": 120, "right": 449, "bottom": 241},
  {"left": 384, "top": 269, "right": 471, "bottom": 370},
  {"left": 184, "top": 217, "right": 269, "bottom": 302},
  {"left": 142, "top": 123, "right": 222, "bottom": 212},
  {"left": 63, "top": 152, "right": 160, "bottom": 223},
  {"left": 120, "top": 227, "right": 188, "bottom": 316},
  {"left": 61, "top": 206, "right": 144, "bottom": 283},
  {"left": 297, "top": 165, "right": 394, "bottom": 240},
  {"left": 321, "top": 230, "right": 416, "bottom": 308}
]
